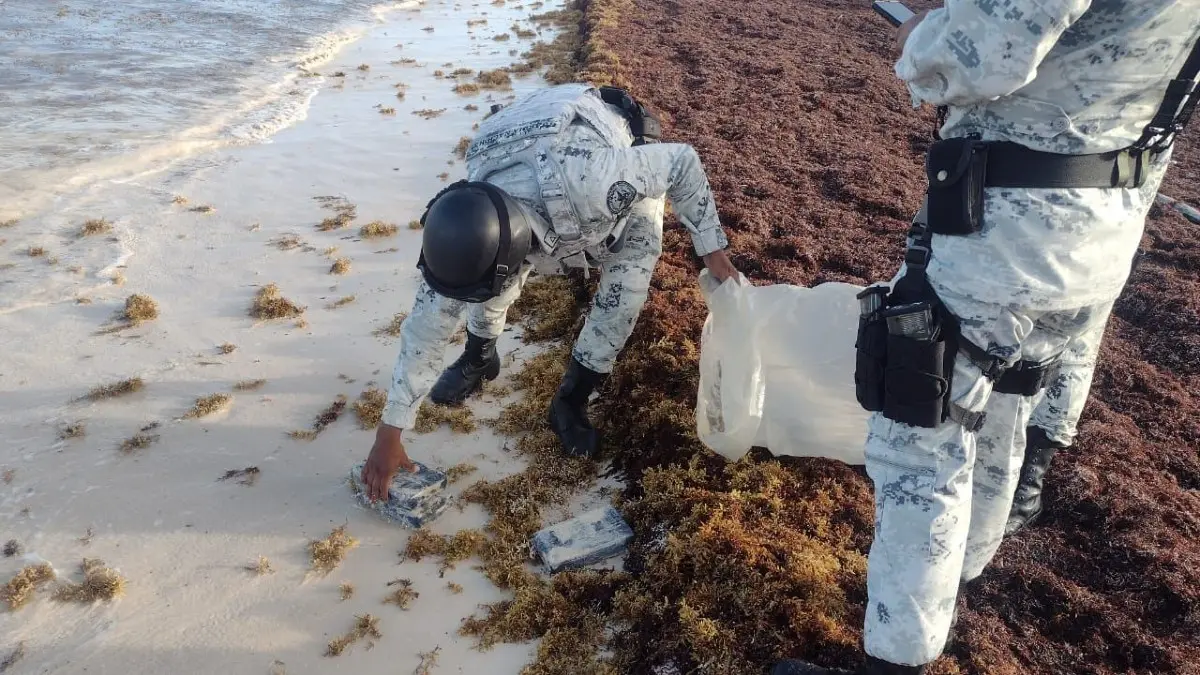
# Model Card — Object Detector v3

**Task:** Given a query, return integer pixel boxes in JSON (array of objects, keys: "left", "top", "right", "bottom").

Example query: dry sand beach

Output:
[{"left": 2, "top": 1, "right": 619, "bottom": 673}]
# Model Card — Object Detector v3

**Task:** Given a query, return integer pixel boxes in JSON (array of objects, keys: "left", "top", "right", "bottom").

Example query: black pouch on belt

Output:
[
  {"left": 879, "top": 301, "right": 957, "bottom": 428},
  {"left": 926, "top": 137, "right": 989, "bottom": 236},
  {"left": 854, "top": 287, "right": 889, "bottom": 412}
]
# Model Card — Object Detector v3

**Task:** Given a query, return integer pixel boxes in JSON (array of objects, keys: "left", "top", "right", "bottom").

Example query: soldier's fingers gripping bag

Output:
[{"left": 695, "top": 271, "right": 868, "bottom": 465}]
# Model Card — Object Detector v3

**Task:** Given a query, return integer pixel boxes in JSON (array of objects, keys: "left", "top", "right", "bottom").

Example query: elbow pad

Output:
[{"left": 599, "top": 85, "right": 662, "bottom": 145}]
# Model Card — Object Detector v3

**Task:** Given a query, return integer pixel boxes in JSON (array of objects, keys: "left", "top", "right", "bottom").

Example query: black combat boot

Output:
[
  {"left": 1005, "top": 427, "right": 1069, "bottom": 535},
  {"left": 770, "top": 655, "right": 926, "bottom": 675},
  {"left": 429, "top": 332, "right": 500, "bottom": 406},
  {"left": 547, "top": 357, "right": 605, "bottom": 458}
]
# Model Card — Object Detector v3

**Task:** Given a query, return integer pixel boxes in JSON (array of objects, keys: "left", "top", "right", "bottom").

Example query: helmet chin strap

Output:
[{"left": 417, "top": 180, "right": 516, "bottom": 300}]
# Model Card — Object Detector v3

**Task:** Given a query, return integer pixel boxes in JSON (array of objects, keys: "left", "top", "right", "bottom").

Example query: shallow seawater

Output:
[{"left": 0, "top": 0, "right": 401, "bottom": 214}]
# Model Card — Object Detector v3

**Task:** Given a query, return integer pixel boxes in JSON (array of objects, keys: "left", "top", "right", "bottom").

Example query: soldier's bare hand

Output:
[
  {"left": 702, "top": 249, "right": 739, "bottom": 283},
  {"left": 896, "top": 10, "right": 930, "bottom": 53},
  {"left": 361, "top": 424, "right": 417, "bottom": 503}
]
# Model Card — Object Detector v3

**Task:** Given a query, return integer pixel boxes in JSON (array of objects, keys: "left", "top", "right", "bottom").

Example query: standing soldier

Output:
[
  {"left": 776, "top": 1, "right": 1199, "bottom": 673},
  {"left": 359, "top": 83, "right": 738, "bottom": 502}
]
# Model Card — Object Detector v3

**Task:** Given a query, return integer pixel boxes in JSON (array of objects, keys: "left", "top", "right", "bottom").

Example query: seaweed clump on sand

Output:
[
  {"left": 183, "top": 393, "right": 232, "bottom": 419},
  {"left": 309, "top": 525, "right": 358, "bottom": 576},
  {"left": 1, "top": 563, "right": 56, "bottom": 610},
  {"left": 352, "top": 387, "right": 388, "bottom": 429},
  {"left": 52, "top": 559, "right": 126, "bottom": 603},
  {"left": 290, "top": 395, "right": 347, "bottom": 440},
  {"left": 250, "top": 283, "right": 305, "bottom": 320},
  {"left": 325, "top": 614, "right": 381, "bottom": 656},
  {"left": 81, "top": 377, "right": 145, "bottom": 402},
  {"left": 413, "top": 403, "right": 477, "bottom": 434}
]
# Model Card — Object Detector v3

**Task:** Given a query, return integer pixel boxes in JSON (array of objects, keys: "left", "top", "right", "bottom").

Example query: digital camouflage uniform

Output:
[
  {"left": 865, "top": 0, "right": 1198, "bottom": 667},
  {"left": 381, "top": 84, "right": 728, "bottom": 430}
]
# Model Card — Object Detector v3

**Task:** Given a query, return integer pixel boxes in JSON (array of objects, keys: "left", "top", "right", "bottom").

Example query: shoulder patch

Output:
[{"left": 606, "top": 181, "right": 638, "bottom": 216}]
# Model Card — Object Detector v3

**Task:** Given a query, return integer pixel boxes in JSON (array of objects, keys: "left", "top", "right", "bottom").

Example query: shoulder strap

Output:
[{"left": 1135, "top": 32, "right": 1200, "bottom": 152}]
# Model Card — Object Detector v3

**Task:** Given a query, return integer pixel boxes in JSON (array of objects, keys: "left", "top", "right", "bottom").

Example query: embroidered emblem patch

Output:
[{"left": 605, "top": 181, "right": 638, "bottom": 216}]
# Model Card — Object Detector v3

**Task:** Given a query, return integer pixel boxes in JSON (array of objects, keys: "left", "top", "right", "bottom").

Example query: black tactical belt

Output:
[{"left": 976, "top": 141, "right": 1157, "bottom": 190}]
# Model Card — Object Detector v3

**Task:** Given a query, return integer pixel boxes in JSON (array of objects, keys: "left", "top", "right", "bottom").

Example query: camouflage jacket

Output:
[{"left": 896, "top": 1, "right": 1199, "bottom": 309}]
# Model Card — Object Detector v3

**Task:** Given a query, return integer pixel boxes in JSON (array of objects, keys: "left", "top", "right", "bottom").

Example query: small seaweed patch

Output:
[
  {"left": 290, "top": 395, "right": 348, "bottom": 440},
  {"left": 189, "top": 205, "right": 216, "bottom": 214},
  {"left": 454, "top": 82, "right": 481, "bottom": 95},
  {"left": 353, "top": 387, "right": 388, "bottom": 430},
  {"left": 326, "top": 614, "right": 381, "bottom": 657},
  {"left": 246, "top": 556, "right": 273, "bottom": 575},
  {"left": 446, "top": 463, "right": 479, "bottom": 484},
  {"left": 234, "top": 379, "right": 267, "bottom": 391},
  {"left": 437, "top": 172, "right": 450, "bottom": 182},
  {"left": 119, "top": 423, "right": 161, "bottom": 454},
  {"left": 251, "top": 283, "right": 305, "bottom": 320},
  {"left": 402, "top": 530, "right": 487, "bottom": 573},
  {"left": 0, "top": 219, "right": 17, "bottom": 228},
  {"left": 59, "top": 422, "right": 86, "bottom": 440},
  {"left": 357, "top": 63, "right": 370, "bottom": 71},
  {"left": 219, "top": 467, "right": 260, "bottom": 486},
  {"left": 454, "top": 136, "right": 472, "bottom": 159},
  {"left": 122, "top": 293, "right": 159, "bottom": 325},
  {"left": 477, "top": 69, "right": 513, "bottom": 89},
  {"left": 447, "top": 582, "right": 464, "bottom": 594},
  {"left": 340, "top": 582, "right": 356, "bottom": 600},
  {"left": 383, "top": 578, "right": 419, "bottom": 609},
  {"left": 1, "top": 469, "right": 13, "bottom": 485},
  {"left": 413, "top": 403, "right": 477, "bottom": 434},
  {"left": 328, "top": 295, "right": 357, "bottom": 309},
  {"left": 360, "top": 221, "right": 399, "bottom": 238},
  {"left": 379, "top": 106, "right": 397, "bottom": 115},
  {"left": 1, "top": 564, "right": 56, "bottom": 610},
  {"left": 28, "top": 246, "right": 46, "bottom": 257},
  {"left": 493, "top": 33, "right": 511, "bottom": 41},
  {"left": 218, "top": 342, "right": 237, "bottom": 354},
  {"left": 309, "top": 525, "right": 358, "bottom": 576},
  {"left": 172, "top": 195, "right": 189, "bottom": 205},
  {"left": 82, "top": 377, "right": 144, "bottom": 402},
  {"left": 183, "top": 393, "right": 232, "bottom": 419},
  {"left": 79, "top": 218, "right": 112, "bottom": 236},
  {"left": 52, "top": 558, "right": 126, "bottom": 603},
  {"left": 413, "top": 108, "right": 447, "bottom": 119},
  {"left": 464, "top": 104, "right": 480, "bottom": 112},
  {"left": 415, "top": 646, "right": 442, "bottom": 675},
  {"left": 330, "top": 258, "right": 352, "bottom": 275},
  {"left": 273, "top": 234, "right": 304, "bottom": 250},
  {"left": 408, "top": 219, "right": 424, "bottom": 230},
  {"left": 373, "top": 313, "right": 408, "bottom": 337},
  {"left": 3, "top": 540, "right": 22, "bottom": 557},
  {"left": 512, "top": 23, "right": 537, "bottom": 39}
]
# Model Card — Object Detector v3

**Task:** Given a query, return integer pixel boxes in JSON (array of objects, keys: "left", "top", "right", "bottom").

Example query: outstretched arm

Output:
[
  {"left": 591, "top": 143, "right": 730, "bottom": 258},
  {"left": 362, "top": 283, "right": 464, "bottom": 502},
  {"left": 896, "top": 0, "right": 1093, "bottom": 106}
]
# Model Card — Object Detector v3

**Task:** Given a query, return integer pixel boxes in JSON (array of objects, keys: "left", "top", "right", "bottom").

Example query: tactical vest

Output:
[{"left": 465, "top": 84, "right": 633, "bottom": 268}]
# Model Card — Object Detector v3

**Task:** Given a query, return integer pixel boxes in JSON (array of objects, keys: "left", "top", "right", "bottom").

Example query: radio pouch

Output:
[
  {"left": 882, "top": 328, "right": 952, "bottom": 428},
  {"left": 854, "top": 313, "right": 889, "bottom": 412},
  {"left": 926, "top": 137, "right": 988, "bottom": 236}
]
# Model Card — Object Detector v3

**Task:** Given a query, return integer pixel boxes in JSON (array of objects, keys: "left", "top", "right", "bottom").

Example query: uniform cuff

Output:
[
  {"left": 692, "top": 228, "right": 729, "bottom": 258},
  {"left": 381, "top": 398, "right": 420, "bottom": 430}
]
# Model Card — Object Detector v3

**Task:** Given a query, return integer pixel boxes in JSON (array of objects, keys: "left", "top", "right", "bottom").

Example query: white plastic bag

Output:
[{"left": 695, "top": 271, "right": 868, "bottom": 466}]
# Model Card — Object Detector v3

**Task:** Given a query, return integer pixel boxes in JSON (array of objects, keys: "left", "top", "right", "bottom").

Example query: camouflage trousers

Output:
[
  {"left": 1027, "top": 317, "right": 1105, "bottom": 446},
  {"left": 862, "top": 283, "right": 1115, "bottom": 666},
  {"left": 381, "top": 198, "right": 664, "bottom": 430}
]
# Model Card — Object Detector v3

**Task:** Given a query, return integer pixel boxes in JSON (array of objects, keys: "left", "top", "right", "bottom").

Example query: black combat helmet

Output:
[{"left": 416, "top": 180, "right": 533, "bottom": 303}]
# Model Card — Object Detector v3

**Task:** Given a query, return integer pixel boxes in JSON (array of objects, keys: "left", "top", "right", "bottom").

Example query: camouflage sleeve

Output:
[
  {"left": 896, "top": 0, "right": 1092, "bottom": 106},
  {"left": 380, "top": 283, "right": 464, "bottom": 430},
  {"left": 593, "top": 143, "right": 729, "bottom": 257}
]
